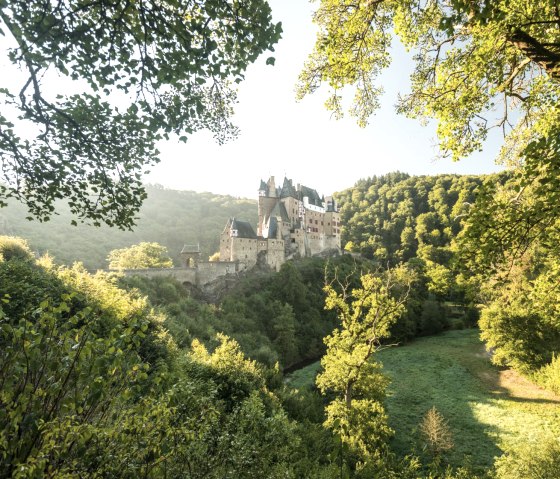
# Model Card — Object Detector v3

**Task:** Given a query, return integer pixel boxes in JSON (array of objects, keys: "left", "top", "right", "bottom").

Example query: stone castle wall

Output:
[
  {"left": 266, "top": 239, "right": 285, "bottom": 271},
  {"left": 116, "top": 260, "right": 240, "bottom": 290},
  {"left": 119, "top": 177, "right": 341, "bottom": 294},
  {"left": 114, "top": 267, "right": 197, "bottom": 285}
]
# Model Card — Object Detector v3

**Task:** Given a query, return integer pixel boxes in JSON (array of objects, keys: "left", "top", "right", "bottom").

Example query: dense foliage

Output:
[
  {"left": 336, "top": 171, "right": 560, "bottom": 394},
  {"left": 0, "top": 238, "right": 174, "bottom": 476},
  {"left": 0, "top": 237, "right": 329, "bottom": 477},
  {"left": 0, "top": 185, "right": 256, "bottom": 269},
  {"left": 298, "top": 0, "right": 560, "bottom": 405},
  {"left": 0, "top": 0, "right": 280, "bottom": 227},
  {"left": 336, "top": 172, "right": 483, "bottom": 264},
  {"left": 122, "top": 257, "right": 341, "bottom": 370},
  {"left": 336, "top": 172, "right": 485, "bottom": 338},
  {"left": 108, "top": 242, "right": 173, "bottom": 270},
  {"left": 299, "top": 0, "right": 560, "bottom": 167}
]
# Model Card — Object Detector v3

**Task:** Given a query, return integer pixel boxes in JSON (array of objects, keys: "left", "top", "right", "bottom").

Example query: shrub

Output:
[
  {"left": 494, "top": 437, "right": 560, "bottom": 479},
  {"left": 532, "top": 354, "right": 560, "bottom": 395},
  {"left": 0, "top": 236, "right": 33, "bottom": 262}
]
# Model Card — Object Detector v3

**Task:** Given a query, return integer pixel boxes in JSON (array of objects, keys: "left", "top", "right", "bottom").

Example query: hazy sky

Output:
[
  {"left": 148, "top": 0, "right": 504, "bottom": 199},
  {"left": 0, "top": 1, "right": 505, "bottom": 201}
]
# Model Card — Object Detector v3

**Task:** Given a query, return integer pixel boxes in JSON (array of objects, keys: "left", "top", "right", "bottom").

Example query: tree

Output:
[
  {"left": 316, "top": 268, "right": 409, "bottom": 468},
  {"left": 298, "top": 1, "right": 560, "bottom": 261},
  {"left": 299, "top": 1, "right": 560, "bottom": 387},
  {"left": 180, "top": 334, "right": 301, "bottom": 478},
  {"left": 299, "top": 1, "right": 560, "bottom": 161},
  {"left": 107, "top": 241, "right": 173, "bottom": 269},
  {"left": 272, "top": 302, "right": 298, "bottom": 368},
  {"left": 478, "top": 254, "right": 560, "bottom": 373},
  {"left": 419, "top": 407, "right": 454, "bottom": 459},
  {"left": 0, "top": 1, "right": 281, "bottom": 228}
]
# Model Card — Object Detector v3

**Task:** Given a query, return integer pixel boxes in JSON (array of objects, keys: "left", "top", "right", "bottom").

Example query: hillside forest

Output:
[
  {"left": 2, "top": 172, "right": 559, "bottom": 478},
  {"left": 0, "top": 186, "right": 256, "bottom": 270},
  {"left": 2, "top": 0, "right": 560, "bottom": 477}
]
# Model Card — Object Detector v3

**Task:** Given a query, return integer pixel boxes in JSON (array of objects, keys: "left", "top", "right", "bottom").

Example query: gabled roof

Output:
[
  {"left": 267, "top": 216, "right": 278, "bottom": 239},
  {"left": 269, "top": 201, "right": 290, "bottom": 223},
  {"left": 224, "top": 218, "right": 257, "bottom": 239},
  {"left": 279, "top": 202, "right": 290, "bottom": 222}
]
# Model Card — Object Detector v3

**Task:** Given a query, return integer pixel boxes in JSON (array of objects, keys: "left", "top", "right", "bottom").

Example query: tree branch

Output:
[{"left": 508, "top": 28, "right": 560, "bottom": 79}]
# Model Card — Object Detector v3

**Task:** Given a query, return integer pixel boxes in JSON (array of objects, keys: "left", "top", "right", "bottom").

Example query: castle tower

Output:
[
  {"left": 257, "top": 176, "right": 280, "bottom": 237},
  {"left": 180, "top": 244, "right": 201, "bottom": 267}
]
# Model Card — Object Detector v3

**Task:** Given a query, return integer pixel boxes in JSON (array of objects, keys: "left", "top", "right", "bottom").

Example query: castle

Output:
[
  {"left": 219, "top": 176, "right": 341, "bottom": 271},
  {"left": 116, "top": 177, "right": 342, "bottom": 297}
]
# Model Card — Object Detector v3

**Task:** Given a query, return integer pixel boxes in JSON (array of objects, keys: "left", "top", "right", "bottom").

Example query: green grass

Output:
[
  {"left": 286, "top": 329, "right": 560, "bottom": 473},
  {"left": 285, "top": 361, "right": 322, "bottom": 390}
]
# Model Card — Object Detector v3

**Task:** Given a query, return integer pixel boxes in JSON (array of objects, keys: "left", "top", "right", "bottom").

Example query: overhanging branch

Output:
[{"left": 508, "top": 28, "right": 560, "bottom": 79}]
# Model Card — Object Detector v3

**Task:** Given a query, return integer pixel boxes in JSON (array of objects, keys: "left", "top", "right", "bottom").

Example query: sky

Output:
[
  {"left": 147, "top": 0, "right": 505, "bottom": 199},
  {"left": 0, "top": 1, "right": 505, "bottom": 202}
]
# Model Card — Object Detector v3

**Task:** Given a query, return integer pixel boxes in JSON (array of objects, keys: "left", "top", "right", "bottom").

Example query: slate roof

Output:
[
  {"left": 279, "top": 202, "right": 290, "bottom": 222},
  {"left": 227, "top": 218, "right": 257, "bottom": 239},
  {"left": 269, "top": 201, "right": 290, "bottom": 223},
  {"left": 267, "top": 216, "right": 278, "bottom": 239},
  {"left": 280, "top": 177, "right": 297, "bottom": 198},
  {"left": 258, "top": 176, "right": 326, "bottom": 208},
  {"left": 180, "top": 244, "right": 200, "bottom": 254},
  {"left": 299, "top": 185, "right": 324, "bottom": 207}
]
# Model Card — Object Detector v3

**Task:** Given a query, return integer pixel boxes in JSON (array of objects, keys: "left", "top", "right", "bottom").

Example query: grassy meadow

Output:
[{"left": 286, "top": 329, "right": 560, "bottom": 473}]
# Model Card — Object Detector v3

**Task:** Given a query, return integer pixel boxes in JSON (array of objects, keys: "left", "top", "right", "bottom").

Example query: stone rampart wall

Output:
[
  {"left": 113, "top": 267, "right": 198, "bottom": 285},
  {"left": 114, "top": 261, "right": 239, "bottom": 289}
]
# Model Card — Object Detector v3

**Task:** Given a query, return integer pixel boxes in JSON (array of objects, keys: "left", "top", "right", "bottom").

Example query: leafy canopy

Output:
[
  {"left": 299, "top": 0, "right": 560, "bottom": 290},
  {"left": 0, "top": 0, "right": 281, "bottom": 228},
  {"left": 298, "top": 0, "right": 560, "bottom": 165},
  {"left": 107, "top": 241, "right": 173, "bottom": 269}
]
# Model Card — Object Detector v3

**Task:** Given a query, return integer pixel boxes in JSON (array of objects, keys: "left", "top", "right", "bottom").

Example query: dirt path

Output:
[{"left": 475, "top": 346, "right": 560, "bottom": 403}]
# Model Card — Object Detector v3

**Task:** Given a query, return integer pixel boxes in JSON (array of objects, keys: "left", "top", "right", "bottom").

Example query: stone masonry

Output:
[
  {"left": 118, "top": 176, "right": 341, "bottom": 294},
  {"left": 219, "top": 176, "right": 341, "bottom": 271}
]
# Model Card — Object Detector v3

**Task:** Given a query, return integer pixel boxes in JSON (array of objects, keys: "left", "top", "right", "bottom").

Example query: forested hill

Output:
[
  {"left": 0, "top": 185, "right": 256, "bottom": 269},
  {"left": 0, "top": 173, "right": 505, "bottom": 270},
  {"left": 336, "top": 171, "right": 502, "bottom": 263}
]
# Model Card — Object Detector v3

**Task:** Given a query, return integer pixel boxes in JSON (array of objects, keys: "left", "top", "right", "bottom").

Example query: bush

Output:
[
  {"left": 0, "top": 236, "right": 33, "bottom": 262},
  {"left": 0, "top": 254, "right": 174, "bottom": 477},
  {"left": 532, "top": 355, "right": 560, "bottom": 394},
  {"left": 494, "top": 437, "right": 560, "bottom": 479}
]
